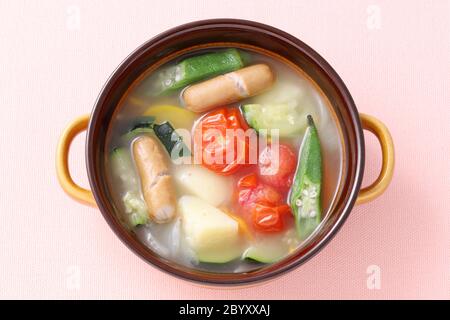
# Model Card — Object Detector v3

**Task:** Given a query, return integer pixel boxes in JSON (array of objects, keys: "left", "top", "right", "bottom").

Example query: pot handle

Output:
[
  {"left": 356, "top": 113, "right": 395, "bottom": 204},
  {"left": 56, "top": 114, "right": 96, "bottom": 207}
]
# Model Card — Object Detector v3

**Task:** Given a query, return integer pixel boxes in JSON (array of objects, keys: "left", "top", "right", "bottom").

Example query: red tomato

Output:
[
  {"left": 237, "top": 174, "right": 281, "bottom": 210},
  {"left": 237, "top": 173, "right": 258, "bottom": 189},
  {"left": 258, "top": 144, "right": 297, "bottom": 189},
  {"left": 252, "top": 204, "right": 283, "bottom": 232},
  {"left": 252, "top": 203, "right": 291, "bottom": 232},
  {"left": 193, "top": 108, "right": 249, "bottom": 175},
  {"left": 236, "top": 173, "right": 291, "bottom": 233}
]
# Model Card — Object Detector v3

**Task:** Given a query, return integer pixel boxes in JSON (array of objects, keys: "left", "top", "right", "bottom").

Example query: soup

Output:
[{"left": 105, "top": 47, "right": 343, "bottom": 273}]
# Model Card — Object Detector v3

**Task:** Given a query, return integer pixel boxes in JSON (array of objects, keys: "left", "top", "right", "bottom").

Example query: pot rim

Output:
[{"left": 86, "top": 18, "right": 364, "bottom": 286}]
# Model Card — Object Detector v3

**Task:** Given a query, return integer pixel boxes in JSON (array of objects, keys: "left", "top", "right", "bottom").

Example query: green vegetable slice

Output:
[
  {"left": 289, "top": 115, "right": 322, "bottom": 239},
  {"left": 121, "top": 116, "right": 155, "bottom": 144},
  {"left": 241, "top": 80, "right": 311, "bottom": 137},
  {"left": 130, "top": 116, "right": 156, "bottom": 131},
  {"left": 110, "top": 148, "right": 148, "bottom": 227},
  {"left": 243, "top": 244, "right": 286, "bottom": 264},
  {"left": 123, "top": 191, "right": 148, "bottom": 226},
  {"left": 242, "top": 103, "right": 306, "bottom": 137},
  {"left": 121, "top": 117, "right": 190, "bottom": 160},
  {"left": 153, "top": 122, "right": 191, "bottom": 159}
]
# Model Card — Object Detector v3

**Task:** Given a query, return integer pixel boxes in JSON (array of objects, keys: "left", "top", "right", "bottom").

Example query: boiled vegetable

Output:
[
  {"left": 258, "top": 144, "right": 297, "bottom": 189},
  {"left": 110, "top": 148, "right": 148, "bottom": 226},
  {"left": 133, "top": 136, "right": 177, "bottom": 223},
  {"left": 183, "top": 64, "right": 275, "bottom": 113},
  {"left": 153, "top": 49, "right": 245, "bottom": 95},
  {"left": 129, "top": 116, "right": 156, "bottom": 131},
  {"left": 142, "top": 105, "right": 197, "bottom": 129},
  {"left": 153, "top": 122, "right": 191, "bottom": 160},
  {"left": 251, "top": 203, "right": 291, "bottom": 233},
  {"left": 242, "top": 81, "right": 311, "bottom": 137},
  {"left": 243, "top": 242, "right": 286, "bottom": 263},
  {"left": 243, "top": 103, "right": 302, "bottom": 137},
  {"left": 122, "top": 191, "right": 148, "bottom": 226},
  {"left": 178, "top": 195, "right": 241, "bottom": 263},
  {"left": 193, "top": 107, "right": 249, "bottom": 175},
  {"left": 220, "top": 207, "right": 254, "bottom": 241},
  {"left": 237, "top": 173, "right": 282, "bottom": 214},
  {"left": 236, "top": 173, "right": 291, "bottom": 233},
  {"left": 289, "top": 115, "right": 322, "bottom": 239},
  {"left": 122, "top": 116, "right": 155, "bottom": 143},
  {"left": 244, "top": 228, "right": 300, "bottom": 263},
  {"left": 173, "top": 164, "right": 232, "bottom": 207},
  {"left": 122, "top": 116, "right": 190, "bottom": 160}
]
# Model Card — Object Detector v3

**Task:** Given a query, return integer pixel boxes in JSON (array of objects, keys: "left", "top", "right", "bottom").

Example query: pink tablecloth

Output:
[{"left": 0, "top": 0, "right": 448, "bottom": 299}]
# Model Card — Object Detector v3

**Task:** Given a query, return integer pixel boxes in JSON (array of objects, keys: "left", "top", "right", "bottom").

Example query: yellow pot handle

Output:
[
  {"left": 56, "top": 114, "right": 96, "bottom": 207},
  {"left": 356, "top": 113, "right": 395, "bottom": 204}
]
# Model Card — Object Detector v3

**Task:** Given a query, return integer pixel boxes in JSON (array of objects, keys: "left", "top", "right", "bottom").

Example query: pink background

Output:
[{"left": 0, "top": 0, "right": 448, "bottom": 299}]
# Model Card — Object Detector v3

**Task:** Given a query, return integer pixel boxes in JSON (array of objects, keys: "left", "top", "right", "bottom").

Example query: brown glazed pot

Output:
[{"left": 56, "top": 19, "right": 394, "bottom": 286}]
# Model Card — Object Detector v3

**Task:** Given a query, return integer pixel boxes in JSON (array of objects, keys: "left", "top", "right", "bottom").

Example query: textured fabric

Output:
[{"left": 0, "top": 0, "right": 448, "bottom": 299}]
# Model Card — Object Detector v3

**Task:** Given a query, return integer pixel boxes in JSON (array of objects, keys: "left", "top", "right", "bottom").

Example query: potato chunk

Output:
[
  {"left": 178, "top": 196, "right": 241, "bottom": 263},
  {"left": 174, "top": 165, "right": 232, "bottom": 207}
]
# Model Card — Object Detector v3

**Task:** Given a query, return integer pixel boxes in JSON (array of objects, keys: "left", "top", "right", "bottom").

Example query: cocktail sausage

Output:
[
  {"left": 183, "top": 64, "right": 275, "bottom": 113},
  {"left": 133, "top": 136, "right": 176, "bottom": 223}
]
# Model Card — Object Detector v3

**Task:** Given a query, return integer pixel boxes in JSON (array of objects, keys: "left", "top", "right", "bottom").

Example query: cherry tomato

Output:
[
  {"left": 237, "top": 173, "right": 258, "bottom": 188},
  {"left": 252, "top": 204, "right": 283, "bottom": 232},
  {"left": 258, "top": 144, "right": 297, "bottom": 189},
  {"left": 236, "top": 173, "right": 291, "bottom": 233},
  {"left": 193, "top": 108, "right": 249, "bottom": 175},
  {"left": 252, "top": 203, "right": 291, "bottom": 232},
  {"left": 237, "top": 173, "right": 281, "bottom": 210}
]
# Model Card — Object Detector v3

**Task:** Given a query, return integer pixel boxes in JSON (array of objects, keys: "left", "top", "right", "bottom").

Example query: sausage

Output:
[
  {"left": 182, "top": 64, "right": 275, "bottom": 113},
  {"left": 132, "top": 136, "right": 176, "bottom": 223}
]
